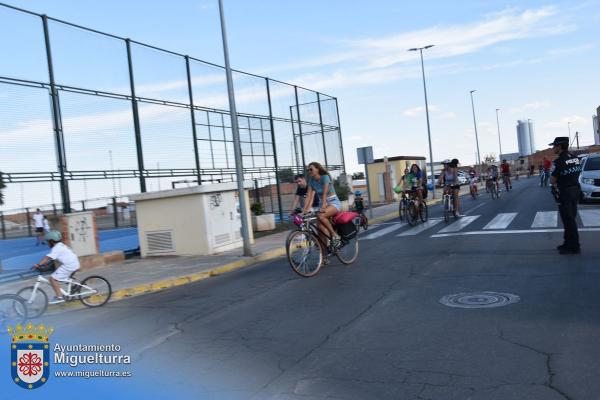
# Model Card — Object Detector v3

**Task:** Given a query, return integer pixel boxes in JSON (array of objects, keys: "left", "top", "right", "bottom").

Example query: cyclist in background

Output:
[
  {"left": 542, "top": 156, "right": 552, "bottom": 187},
  {"left": 353, "top": 191, "right": 366, "bottom": 214},
  {"left": 500, "top": 159, "right": 512, "bottom": 190},
  {"left": 486, "top": 164, "right": 500, "bottom": 193},
  {"left": 439, "top": 159, "right": 461, "bottom": 216},
  {"left": 290, "top": 174, "right": 319, "bottom": 214},
  {"left": 468, "top": 168, "right": 479, "bottom": 197},
  {"left": 32, "top": 231, "right": 80, "bottom": 304}
]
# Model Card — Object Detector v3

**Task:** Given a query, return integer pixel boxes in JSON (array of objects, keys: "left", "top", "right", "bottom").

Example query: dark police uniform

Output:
[{"left": 550, "top": 137, "right": 582, "bottom": 251}]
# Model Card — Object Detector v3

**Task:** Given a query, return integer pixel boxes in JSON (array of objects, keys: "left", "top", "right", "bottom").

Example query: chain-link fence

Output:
[{"left": 0, "top": 4, "right": 345, "bottom": 238}]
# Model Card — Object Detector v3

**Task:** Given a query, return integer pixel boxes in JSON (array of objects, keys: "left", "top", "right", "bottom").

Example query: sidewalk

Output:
[{"left": 0, "top": 185, "right": 473, "bottom": 312}]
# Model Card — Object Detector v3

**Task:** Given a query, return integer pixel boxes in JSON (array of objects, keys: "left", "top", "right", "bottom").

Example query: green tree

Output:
[
  {"left": 334, "top": 178, "right": 351, "bottom": 201},
  {"left": 351, "top": 172, "right": 365, "bottom": 180},
  {"left": 0, "top": 172, "right": 6, "bottom": 206},
  {"left": 277, "top": 168, "right": 295, "bottom": 183},
  {"left": 484, "top": 154, "right": 497, "bottom": 165}
]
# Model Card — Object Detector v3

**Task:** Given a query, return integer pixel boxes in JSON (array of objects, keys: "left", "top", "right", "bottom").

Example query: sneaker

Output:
[{"left": 49, "top": 296, "right": 65, "bottom": 304}]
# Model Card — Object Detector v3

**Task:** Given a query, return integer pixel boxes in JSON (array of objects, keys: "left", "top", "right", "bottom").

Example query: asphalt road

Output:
[{"left": 36, "top": 177, "right": 600, "bottom": 400}]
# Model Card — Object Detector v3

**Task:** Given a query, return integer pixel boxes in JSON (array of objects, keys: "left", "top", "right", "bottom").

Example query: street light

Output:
[
  {"left": 408, "top": 44, "right": 436, "bottom": 198},
  {"left": 218, "top": 0, "right": 252, "bottom": 256},
  {"left": 495, "top": 109, "right": 503, "bottom": 162},
  {"left": 567, "top": 121, "right": 572, "bottom": 148},
  {"left": 469, "top": 90, "right": 482, "bottom": 168}
]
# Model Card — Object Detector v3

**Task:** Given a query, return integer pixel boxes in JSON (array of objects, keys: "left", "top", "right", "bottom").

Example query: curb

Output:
[{"left": 48, "top": 247, "right": 287, "bottom": 314}]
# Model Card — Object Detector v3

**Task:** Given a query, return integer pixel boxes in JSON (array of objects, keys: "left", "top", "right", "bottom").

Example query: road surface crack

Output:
[{"left": 497, "top": 329, "right": 574, "bottom": 400}]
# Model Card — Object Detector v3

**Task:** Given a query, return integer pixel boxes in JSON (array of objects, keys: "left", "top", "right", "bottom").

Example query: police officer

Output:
[{"left": 549, "top": 137, "right": 582, "bottom": 254}]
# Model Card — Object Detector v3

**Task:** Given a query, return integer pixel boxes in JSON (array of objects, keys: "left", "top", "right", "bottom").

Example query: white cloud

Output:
[
  {"left": 524, "top": 101, "right": 551, "bottom": 109},
  {"left": 543, "top": 115, "right": 587, "bottom": 129},
  {"left": 403, "top": 105, "right": 440, "bottom": 117},
  {"left": 441, "top": 112, "right": 457, "bottom": 119}
]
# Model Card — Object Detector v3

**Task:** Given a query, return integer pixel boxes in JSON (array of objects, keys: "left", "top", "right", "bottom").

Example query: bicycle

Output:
[
  {"left": 286, "top": 211, "right": 359, "bottom": 277},
  {"left": 402, "top": 191, "right": 428, "bottom": 226},
  {"left": 356, "top": 210, "right": 368, "bottom": 231},
  {"left": 0, "top": 294, "right": 28, "bottom": 331},
  {"left": 17, "top": 267, "right": 112, "bottom": 318},
  {"left": 486, "top": 178, "right": 500, "bottom": 200},
  {"left": 442, "top": 185, "right": 458, "bottom": 222},
  {"left": 503, "top": 174, "right": 511, "bottom": 192}
]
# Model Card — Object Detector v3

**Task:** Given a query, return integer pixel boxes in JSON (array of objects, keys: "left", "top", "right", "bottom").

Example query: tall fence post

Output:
[
  {"left": 1, "top": 211, "right": 6, "bottom": 240},
  {"left": 42, "top": 15, "right": 71, "bottom": 213},
  {"left": 289, "top": 106, "right": 300, "bottom": 172},
  {"left": 265, "top": 79, "right": 284, "bottom": 221},
  {"left": 52, "top": 203, "right": 57, "bottom": 216},
  {"left": 334, "top": 97, "right": 346, "bottom": 173},
  {"left": 293, "top": 86, "right": 307, "bottom": 170},
  {"left": 26, "top": 208, "right": 32, "bottom": 237},
  {"left": 81, "top": 200, "right": 86, "bottom": 211},
  {"left": 112, "top": 197, "right": 119, "bottom": 228},
  {"left": 316, "top": 92, "right": 329, "bottom": 169},
  {"left": 185, "top": 56, "right": 202, "bottom": 185},
  {"left": 125, "top": 39, "right": 146, "bottom": 193}
]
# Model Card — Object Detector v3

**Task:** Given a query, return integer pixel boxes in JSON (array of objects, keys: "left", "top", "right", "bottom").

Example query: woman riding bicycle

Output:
[
  {"left": 406, "top": 164, "right": 424, "bottom": 206},
  {"left": 304, "top": 162, "right": 342, "bottom": 248},
  {"left": 439, "top": 159, "right": 461, "bottom": 216}
]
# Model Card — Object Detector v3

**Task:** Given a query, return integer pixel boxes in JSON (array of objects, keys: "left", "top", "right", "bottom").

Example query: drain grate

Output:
[{"left": 440, "top": 291, "right": 520, "bottom": 309}]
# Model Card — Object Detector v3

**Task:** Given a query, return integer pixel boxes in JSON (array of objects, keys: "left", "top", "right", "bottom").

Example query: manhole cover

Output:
[{"left": 440, "top": 291, "right": 520, "bottom": 309}]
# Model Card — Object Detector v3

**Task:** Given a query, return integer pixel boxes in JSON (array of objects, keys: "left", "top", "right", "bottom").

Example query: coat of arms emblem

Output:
[{"left": 8, "top": 323, "right": 53, "bottom": 390}]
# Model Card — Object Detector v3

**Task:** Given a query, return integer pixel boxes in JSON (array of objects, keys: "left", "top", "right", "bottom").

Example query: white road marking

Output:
[
  {"left": 531, "top": 211, "right": 558, "bottom": 228},
  {"left": 396, "top": 219, "right": 442, "bottom": 236},
  {"left": 578, "top": 209, "right": 600, "bottom": 227},
  {"left": 431, "top": 227, "right": 600, "bottom": 238},
  {"left": 483, "top": 213, "right": 517, "bottom": 230},
  {"left": 464, "top": 201, "right": 487, "bottom": 215},
  {"left": 362, "top": 223, "right": 407, "bottom": 240},
  {"left": 438, "top": 216, "right": 480, "bottom": 233}
]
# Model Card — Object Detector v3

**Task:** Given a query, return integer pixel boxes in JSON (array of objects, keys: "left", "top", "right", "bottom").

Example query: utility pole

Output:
[{"left": 218, "top": 0, "right": 252, "bottom": 256}]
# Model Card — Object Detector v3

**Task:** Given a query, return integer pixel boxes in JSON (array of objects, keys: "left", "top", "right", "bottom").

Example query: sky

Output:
[{"left": 1, "top": 0, "right": 600, "bottom": 209}]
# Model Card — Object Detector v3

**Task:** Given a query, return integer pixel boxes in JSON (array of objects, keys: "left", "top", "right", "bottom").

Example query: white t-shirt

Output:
[
  {"left": 47, "top": 243, "right": 80, "bottom": 272},
  {"left": 33, "top": 213, "right": 45, "bottom": 228},
  {"left": 43, "top": 219, "right": 50, "bottom": 232}
]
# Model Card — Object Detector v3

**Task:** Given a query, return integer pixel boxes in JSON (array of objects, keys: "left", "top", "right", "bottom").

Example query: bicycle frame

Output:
[{"left": 25, "top": 274, "right": 96, "bottom": 303}]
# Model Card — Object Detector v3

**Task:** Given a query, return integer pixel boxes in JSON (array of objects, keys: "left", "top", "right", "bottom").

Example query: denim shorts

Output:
[{"left": 326, "top": 195, "right": 342, "bottom": 211}]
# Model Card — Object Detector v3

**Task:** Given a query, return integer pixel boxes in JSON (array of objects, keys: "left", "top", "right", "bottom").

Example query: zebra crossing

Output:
[{"left": 361, "top": 209, "right": 600, "bottom": 240}]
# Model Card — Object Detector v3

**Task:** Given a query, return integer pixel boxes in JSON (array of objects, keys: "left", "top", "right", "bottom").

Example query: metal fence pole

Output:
[
  {"left": 265, "top": 79, "right": 284, "bottom": 221},
  {"left": 26, "top": 208, "right": 32, "bottom": 237},
  {"left": 1, "top": 212, "right": 6, "bottom": 240},
  {"left": 52, "top": 203, "right": 57, "bottom": 216},
  {"left": 112, "top": 197, "right": 119, "bottom": 228},
  {"left": 81, "top": 200, "right": 86, "bottom": 211},
  {"left": 294, "top": 86, "right": 307, "bottom": 169},
  {"left": 316, "top": 92, "right": 329, "bottom": 168},
  {"left": 185, "top": 56, "right": 202, "bottom": 185},
  {"left": 125, "top": 39, "right": 147, "bottom": 193},
  {"left": 289, "top": 106, "right": 300, "bottom": 172},
  {"left": 42, "top": 15, "right": 71, "bottom": 213},
  {"left": 334, "top": 97, "right": 346, "bottom": 173}
]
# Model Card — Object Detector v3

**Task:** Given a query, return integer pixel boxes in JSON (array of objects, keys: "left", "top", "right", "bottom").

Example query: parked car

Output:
[{"left": 579, "top": 153, "right": 600, "bottom": 203}]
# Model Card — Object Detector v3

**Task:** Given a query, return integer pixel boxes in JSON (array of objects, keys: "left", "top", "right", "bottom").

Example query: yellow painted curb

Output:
[{"left": 47, "top": 246, "right": 288, "bottom": 314}]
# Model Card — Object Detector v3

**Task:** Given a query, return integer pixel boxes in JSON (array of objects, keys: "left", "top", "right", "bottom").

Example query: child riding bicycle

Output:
[{"left": 32, "top": 230, "right": 80, "bottom": 304}]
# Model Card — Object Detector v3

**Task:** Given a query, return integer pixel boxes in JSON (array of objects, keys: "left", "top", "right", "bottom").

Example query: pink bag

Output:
[{"left": 333, "top": 211, "right": 359, "bottom": 225}]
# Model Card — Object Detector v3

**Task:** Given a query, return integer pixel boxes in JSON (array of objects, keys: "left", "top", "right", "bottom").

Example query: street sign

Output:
[{"left": 357, "top": 146, "right": 373, "bottom": 165}]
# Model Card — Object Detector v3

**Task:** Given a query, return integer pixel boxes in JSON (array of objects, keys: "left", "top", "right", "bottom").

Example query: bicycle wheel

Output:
[
  {"left": 443, "top": 196, "right": 450, "bottom": 222},
  {"left": 398, "top": 201, "right": 404, "bottom": 220},
  {"left": 419, "top": 201, "right": 428, "bottom": 222},
  {"left": 336, "top": 235, "right": 359, "bottom": 265},
  {"left": 79, "top": 276, "right": 112, "bottom": 307},
  {"left": 406, "top": 202, "right": 417, "bottom": 226},
  {"left": 0, "top": 294, "right": 27, "bottom": 331},
  {"left": 361, "top": 215, "right": 368, "bottom": 231},
  {"left": 286, "top": 230, "right": 323, "bottom": 277},
  {"left": 16, "top": 286, "right": 48, "bottom": 318}
]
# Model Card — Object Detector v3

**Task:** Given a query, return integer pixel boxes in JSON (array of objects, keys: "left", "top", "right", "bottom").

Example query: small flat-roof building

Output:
[{"left": 365, "top": 156, "right": 427, "bottom": 203}]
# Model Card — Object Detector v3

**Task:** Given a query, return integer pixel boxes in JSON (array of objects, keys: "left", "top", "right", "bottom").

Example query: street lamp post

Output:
[
  {"left": 495, "top": 109, "right": 503, "bottom": 162},
  {"left": 408, "top": 45, "right": 436, "bottom": 198},
  {"left": 567, "top": 121, "right": 572, "bottom": 148},
  {"left": 218, "top": 0, "right": 252, "bottom": 256},
  {"left": 469, "top": 90, "right": 482, "bottom": 169}
]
